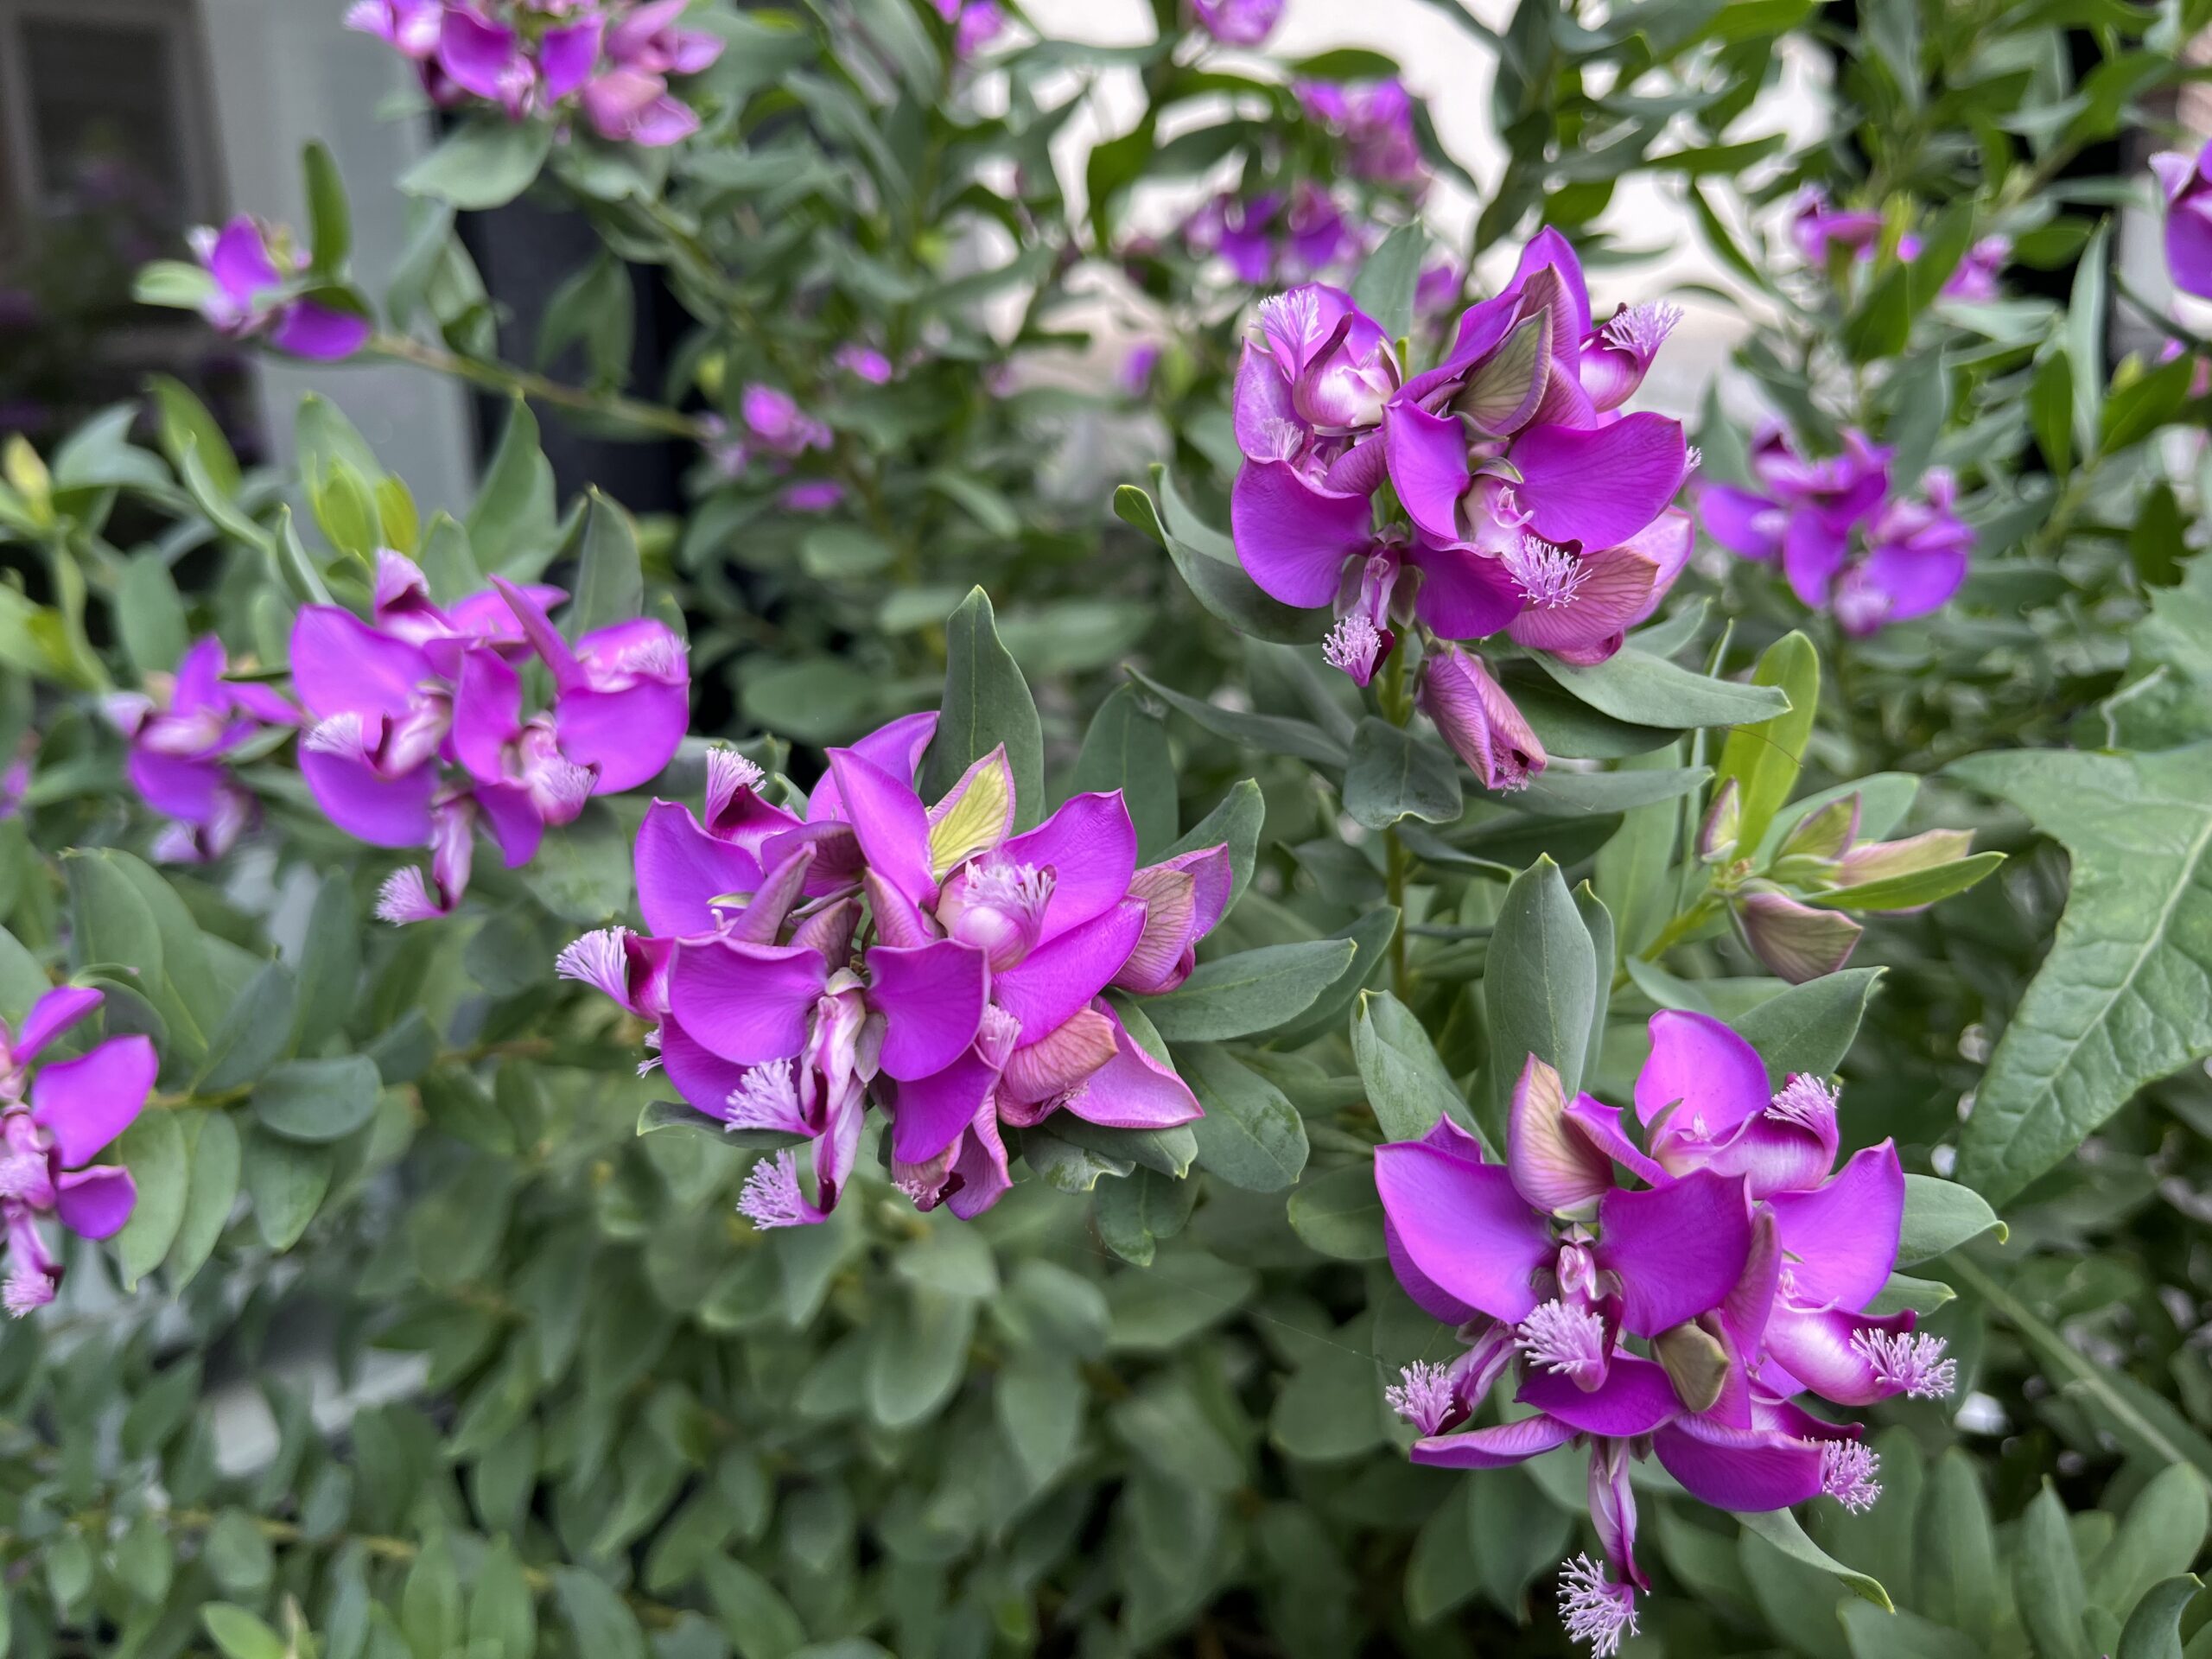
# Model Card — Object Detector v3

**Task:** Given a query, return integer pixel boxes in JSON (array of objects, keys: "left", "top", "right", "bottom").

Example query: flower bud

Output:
[
  {"left": 1698, "top": 779, "right": 1740, "bottom": 863},
  {"left": 1416, "top": 645, "right": 1546, "bottom": 792},
  {"left": 1738, "top": 888, "right": 1863, "bottom": 984}
]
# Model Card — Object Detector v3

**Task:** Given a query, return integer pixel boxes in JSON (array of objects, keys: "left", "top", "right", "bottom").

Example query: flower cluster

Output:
[
  {"left": 558, "top": 716, "right": 1230, "bottom": 1227},
  {"left": 188, "top": 217, "right": 369, "bottom": 362},
  {"left": 0, "top": 988, "right": 156, "bottom": 1317},
  {"left": 348, "top": 0, "right": 723, "bottom": 147},
  {"left": 1295, "top": 79, "right": 1427, "bottom": 190},
  {"left": 291, "top": 552, "right": 690, "bottom": 922},
  {"left": 1185, "top": 184, "right": 1362, "bottom": 289},
  {"left": 1789, "top": 189, "right": 2010, "bottom": 302},
  {"left": 1376, "top": 1013, "right": 1955, "bottom": 1653},
  {"left": 1699, "top": 429, "right": 1974, "bottom": 635},
  {"left": 106, "top": 637, "right": 300, "bottom": 864},
  {"left": 2155, "top": 140, "right": 2212, "bottom": 301},
  {"left": 933, "top": 0, "right": 1004, "bottom": 58},
  {"left": 1230, "top": 231, "right": 1693, "bottom": 789},
  {"left": 1701, "top": 785, "right": 1981, "bottom": 983}
]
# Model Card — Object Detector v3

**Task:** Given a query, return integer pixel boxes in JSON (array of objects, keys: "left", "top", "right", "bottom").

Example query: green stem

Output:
[
  {"left": 1948, "top": 1254, "right": 2207, "bottom": 1477},
  {"left": 369, "top": 334, "right": 711, "bottom": 442}
]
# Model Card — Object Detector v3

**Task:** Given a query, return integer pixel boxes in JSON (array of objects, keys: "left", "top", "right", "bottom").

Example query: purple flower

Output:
[
  {"left": 1789, "top": 188, "right": 1885, "bottom": 264},
  {"left": 1118, "top": 341, "right": 1162, "bottom": 397},
  {"left": 1297, "top": 79, "right": 1427, "bottom": 190},
  {"left": 2156, "top": 143, "right": 2212, "bottom": 299},
  {"left": 1415, "top": 643, "right": 1547, "bottom": 792},
  {"left": 345, "top": 0, "right": 443, "bottom": 58},
  {"left": 1941, "top": 236, "right": 2009, "bottom": 302},
  {"left": 188, "top": 217, "right": 370, "bottom": 361},
  {"left": 1413, "top": 260, "right": 1460, "bottom": 320},
  {"left": 1191, "top": 0, "right": 1282, "bottom": 45},
  {"left": 1700, "top": 429, "right": 1971, "bottom": 635},
  {"left": 1230, "top": 232, "right": 1692, "bottom": 682},
  {"left": 833, "top": 343, "right": 895, "bottom": 385},
  {"left": 1186, "top": 186, "right": 1361, "bottom": 287},
  {"left": 1378, "top": 1023, "right": 1954, "bottom": 1649},
  {"left": 105, "top": 637, "right": 300, "bottom": 864},
  {"left": 569, "top": 718, "right": 1232, "bottom": 1225},
  {"left": 736, "top": 385, "right": 832, "bottom": 461},
  {"left": 933, "top": 0, "right": 1005, "bottom": 57},
  {"left": 0, "top": 988, "right": 156, "bottom": 1315},
  {"left": 289, "top": 552, "right": 688, "bottom": 922},
  {"left": 782, "top": 480, "right": 845, "bottom": 512}
]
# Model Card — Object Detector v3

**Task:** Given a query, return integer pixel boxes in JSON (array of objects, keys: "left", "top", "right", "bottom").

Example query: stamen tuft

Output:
[
  {"left": 1557, "top": 1554, "right": 1637, "bottom": 1656},
  {"left": 1820, "top": 1440, "right": 1883, "bottom": 1513},
  {"left": 1768, "top": 1073, "right": 1840, "bottom": 1129},
  {"left": 736, "top": 1150, "right": 810, "bottom": 1230},
  {"left": 1515, "top": 1299, "right": 1608, "bottom": 1383},
  {"left": 374, "top": 867, "right": 445, "bottom": 925},
  {"left": 1600, "top": 300, "right": 1685, "bottom": 361},
  {"left": 725, "top": 1058, "right": 804, "bottom": 1133},
  {"left": 555, "top": 927, "right": 633, "bottom": 1004},
  {"left": 1384, "top": 1359, "right": 1456, "bottom": 1437},
  {"left": 1504, "top": 535, "right": 1590, "bottom": 610},
  {"left": 1322, "top": 612, "right": 1388, "bottom": 683},
  {"left": 1850, "top": 1326, "right": 1957, "bottom": 1399}
]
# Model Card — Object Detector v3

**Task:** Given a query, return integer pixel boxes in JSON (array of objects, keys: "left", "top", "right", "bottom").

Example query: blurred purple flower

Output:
[
  {"left": 1297, "top": 79, "right": 1427, "bottom": 189},
  {"left": 933, "top": 0, "right": 1005, "bottom": 56},
  {"left": 1191, "top": 0, "right": 1283, "bottom": 45},
  {"left": 105, "top": 636, "right": 299, "bottom": 864},
  {"left": 833, "top": 343, "right": 895, "bottom": 385},
  {"left": 189, "top": 217, "right": 369, "bottom": 361},
  {"left": 2153, "top": 141, "right": 2212, "bottom": 299},
  {"left": 1118, "top": 341, "right": 1161, "bottom": 396},
  {"left": 740, "top": 384, "right": 832, "bottom": 457}
]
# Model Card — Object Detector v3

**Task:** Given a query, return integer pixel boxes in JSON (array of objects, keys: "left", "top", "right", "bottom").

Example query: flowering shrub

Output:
[{"left": 0, "top": 0, "right": 2208, "bottom": 1656}]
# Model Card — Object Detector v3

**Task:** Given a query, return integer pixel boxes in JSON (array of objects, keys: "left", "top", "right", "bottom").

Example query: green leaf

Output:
[
  {"left": 2088, "top": 1464, "right": 2209, "bottom": 1618},
  {"left": 468, "top": 1540, "right": 537, "bottom": 1659},
  {"left": 251, "top": 1055, "right": 380, "bottom": 1144},
  {"left": 893, "top": 1223, "right": 998, "bottom": 1300},
  {"left": 566, "top": 491, "right": 642, "bottom": 639},
  {"left": 1948, "top": 747, "right": 2212, "bottom": 1203},
  {"left": 117, "top": 554, "right": 188, "bottom": 678},
  {"left": 302, "top": 138, "right": 352, "bottom": 274},
  {"left": 401, "top": 117, "right": 552, "bottom": 210},
  {"left": 147, "top": 378, "right": 238, "bottom": 499},
  {"left": 273, "top": 507, "right": 333, "bottom": 607},
  {"left": 1842, "top": 262, "right": 1912, "bottom": 363},
  {"left": 1919, "top": 1449, "right": 1999, "bottom": 1640},
  {"left": 1129, "top": 665, "right": 1345, "bottom": 767},
  {"left": 1286, "top": 1162, "right": 1386, "bottom": 1259},
  {"left": 200, "top": 1605, "right": 287, "bottom": 1659},
  {"left": 165, "top": 1110, "right": 241, "bottom": 1290},
  {"left": 467, "top": 399, "right": 558, "bottom": 576},
  {"left": 1594, "top": 746, "right": 1686, "bottom": 960},
  {"left": 1350, "top": 222, "right": 1427, "bottom": 340},
  {"left": 1184, "top": 1046, "right": 1310, "bottom": 1192},
  {"left": 1145, "top": 938, "right": 1357, "bottom": 1041},
  {"left": 1713, "top": 632, "right": 1818, "bottom": 855},
  {"left": 1343, "top": 718, "right": 1464, "bottom": 830},
  {"left": 702, "top": 1557, "right": 806, "bottom": 1659},
  {"left": 1807, "top": 852, "right": 2005, "bottom": 912},
  {"left": 291, "top": 873, "right": 360, "bottom": 1050},
  {"left": 1535, "top": 645, "right": 1791, "bottom": 730},
  {"left": 551, "top": 1569, "right": 645, "bottom": 1659},
  {"left": 2017, "top": 1482, "right": 2088, "bottom": 1659},
  {"left": 1738, "top": 1507, "right": 1891, "bottom": 1610},
  {"left": 1732, "top": 969, "right": 1884, "bottom": 1085},
  {"left": 531, "top": 803, "right": 633, "bottom": 924},
  {"left": 2030, "top": 352, "right": 2075, "bottom": 475},
  {"left": 241, "top": 1126, "right": 333, "bottom": 1250},
  {"left": 195, "top": 960, "right": 297, "bottom": 1094},
  {"left": 113, "top": 1110, "right": 188, "bottom": 1290},
  {"left": 1897, "top": 1174, "right": 2006, "bottom": 1263},
  {"left": 1074, "top": 685, "right": 1179, "bottom": 861},
  {"left": 2067, "top": 222, "right": 2110, "bottom": 455},
  {"left": 1838, "top": 1602, "right": 1979, "bottom": 1659},
  {"left": 1353, "top": 989, "right": 1472, "bottom": 1144},
  {"left": 997, "top": 1352, "right": 1081, "bottom": 1485},
  {"left": 921, "top": 588, "right": 1045, "bottom": 832},
  {"left": 2115, "top": 1574, "right": 2200, "bottom": 1659},
  {"left": 864, "top": 1287, "right": 975, "bottom": 1429},
  {"left": 1483, "top": 855, "right": 1598, "bottom": 1138},
  {"left": 1117, "top": 474, "right": 1325, "bottom": 646}
]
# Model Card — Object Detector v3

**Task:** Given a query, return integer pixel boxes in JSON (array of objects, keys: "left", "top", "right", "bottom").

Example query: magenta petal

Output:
[
  {"left": 451, "top": 650, "right": 522, "bottom": 784},
  {"left": 657, "top": 1014, "right": 757, "bottom": 1118},
  {"left": 128, "top": 750, "right": 226, "bottom": 824},
  {"left": 54, "top": 1165, "right": 137, "bottom": 1241},
  {"left": 437, "top": 6, "right": 520, "bottom": 97},
  {"left": 1000, "top": 791, "right": 1140, "bottom": 938},
  {"left": 1059, "top": 1002, "right": 1203, "bottom": 1129},
  {"left": 1507, "top": 1055, "right": 1611, "bottom": 1214},
  {"left": 268, "top": 302, "right": 371, "bottom": 362},
  {"left": 1385, "top": 1215, "right": 1481, "bottom": 1323},
  {"left": 16, "top": 987, "right": 104, "bottom": 1065},
  {"left": 1782, "top": 509, "right": 1851, "bottom": 607},
  {"left": 1561, "top": 1096, "right": 1666, "bottom": 1186},
  {"left": 556, "top": 681, "right": 689, "bottom": 795},
  {"left": 944, "top": 1104, "right": 1014, "bottom": 1219},
  {"left": 538, "top": 16, "right": 604, "bottom": 97},
  {"left": 1519, "top": 1354, "right": 1682, "bottom": 1437},
  {"left": 289, "top": 607, "right": 435, "bottom": 723},
  {"left": 1383, "top": 404, "right": 1473, "bottom": 544},
  {"left": 1653, "top": 1418, "right": 1827, "bottom": 1512},
  {"left": 1699, "top": 485, "right": 1785, "bottom": 563},
  {"left": 1694, "top": 1113, "right": 1839, "bottom": 1202},
  {"left": 474, "top": 785, "right": 543, "bottom": 868},
  {"left": 1766, "top": 1141, "right": 1904, "bottom": 1312},
  {"left": 865, "top": 939, "right": 989, "bottom": 1081},
  {"left": 2169, "top": 200, "right": 2212, "bottom": 300},
  {"left": 1373, "top": 1141, "right": 1550, "bottom": 1325},
  {"left": 1594, "top": 1168, "right": 1753, "bottom": 1338},
  {"left": 1510, "top": 414, "right": 1688, "bottom": 551},
  {"left": 1764, "top": 1304, "right": 1916, "bottom": 1407},
  {"left": 1405, "top": 540, "right": 1526, "bottom": 639},
  {"left": 207, "top": 217, "right": 281, "bottom": 306},
  {"left": 1508, "top": 227, "right": 1592, "bottom": 337},
  {"left": 1409, "top": 1413, "right": 1576, "bottom": 1469},
  {"left": 300, "top": 748, "right": 437, "bottom": 848},
  {"left": 667, "top": 939, "right": 829, "bottom": 1065},
  {"left": 1856, "top": 540, "right": 1968, "bottom": 623},
  {"left": 1637, "top": 1009, "right": 1770, "bottom": 1140},
  {"left": 990, "top": 900, "right": 1145, "bottom": 1039},
  {"left": 1507, "top": 540, "right": 1659, "bottom": 658},
  {"left": 31, "top": 1035, "right": 156, "bottom": 1167},
  {"left": 890, "top": 1044, "right": 1001, "bottom": 1164},
  {"left": 1233, "top": 344, "right": 1302, "bottom": 462},
  {"left": 807, "top": 710, "right": 937, "bottom": 822},
  {"left": 825, "top": 747, "right": 935, "bottom": 906},
  {"left": 1229, "top": 460, "right": 1370, "bottom": 607}
]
